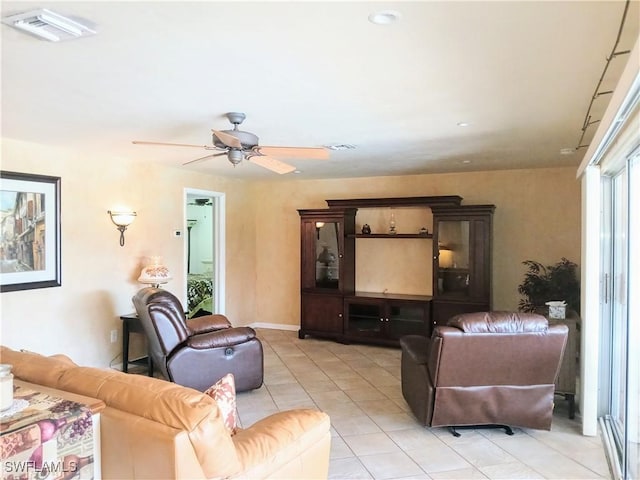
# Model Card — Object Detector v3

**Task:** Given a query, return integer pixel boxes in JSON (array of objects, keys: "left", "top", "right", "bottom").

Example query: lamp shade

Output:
[
  {"left": 108, "top": 211, "right": 136, "bottom": 227},
  {"left": 138, "top": 257, "right": 172, "bottom": 287}
]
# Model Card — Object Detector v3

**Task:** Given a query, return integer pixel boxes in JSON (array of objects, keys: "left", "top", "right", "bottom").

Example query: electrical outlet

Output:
[{"left": 110, "top": 329, "right": 118, "bottom": 343}]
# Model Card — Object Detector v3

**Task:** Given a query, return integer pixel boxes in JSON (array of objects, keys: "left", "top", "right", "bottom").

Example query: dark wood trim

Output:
[
  {"left": 430, "top": 204, "right": 496, "bottom": 215},
  {"left": 346, "top": 292, "right": 433, "bottom": 302},
  {"left": 325, "top": 196, "right": 463, "bottom": 209},
  {"left": 350, "top": 233, "right": 433, "bottom": 239}
]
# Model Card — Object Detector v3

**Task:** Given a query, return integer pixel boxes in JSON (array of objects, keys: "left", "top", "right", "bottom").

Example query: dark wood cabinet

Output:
[
  {"left": 344, "top": 293, "right": 431, "bottom": 346},
  {"left": 431, "top": 205, "right": 495, "bottom": 326},
  {"left": 298, "top": 208, "right": 356, "bottom": 340},
  {"left": 300, "top": 293, "right": 344, "bottom": 340},
  {"left": 298, "top": 197, "right": 494, "bottom": 346}
]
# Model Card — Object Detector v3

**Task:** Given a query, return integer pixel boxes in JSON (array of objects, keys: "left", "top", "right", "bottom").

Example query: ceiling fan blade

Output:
[
  {"left": 248, "top": 155, "right": 296, "bottom": 174},
  {"left": 132, "top": 140, "right": 217, "bottom": 150},
  {"left": 212, "top": 130, "right": 243, "bottom": 149},
  {"left": 253, "top": 146, "right": 329, "bottom": 160},
  {"left": 182, "top": 152, "right": 227, "bottom": 166}
]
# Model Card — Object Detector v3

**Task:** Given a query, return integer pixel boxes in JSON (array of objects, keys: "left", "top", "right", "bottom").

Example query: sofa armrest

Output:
[
  {"left": 187, "top": 327, "right": 257, "bottom": 349},
  {"left": 187, "top": 314, "right": 231, "bottom": 335},
  {"left": 232, "top": 409, "right": 330, "bottom": 479}
]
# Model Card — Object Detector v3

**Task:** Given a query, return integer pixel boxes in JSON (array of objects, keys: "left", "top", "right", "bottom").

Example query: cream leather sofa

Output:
[{"left": 0, "top": 346, "right": 331, "bottom": 479}]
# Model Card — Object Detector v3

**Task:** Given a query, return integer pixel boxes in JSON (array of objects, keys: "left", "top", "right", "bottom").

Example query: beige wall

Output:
[
  {"left": 0, "top": 138, "right": 257, "bottom": 366},
  {"left": 1, "top": 137, "right": 581, "bottom": 366},
  {"left": 253, "top": 168, "right": 582, "bottom": 327}
]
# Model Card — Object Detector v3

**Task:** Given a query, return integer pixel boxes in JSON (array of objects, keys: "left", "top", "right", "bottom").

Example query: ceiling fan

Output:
[
  {"left": 188, "top": 198, "right": 212, "bottom": 206},
  {"left": 132, "top": 112, "right": 329, "bottom": 174}
]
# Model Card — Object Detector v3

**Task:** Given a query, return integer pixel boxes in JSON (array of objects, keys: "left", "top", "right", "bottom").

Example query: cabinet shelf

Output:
[{"left": 350, "top": 233, "right": 433, "bottom": 239}]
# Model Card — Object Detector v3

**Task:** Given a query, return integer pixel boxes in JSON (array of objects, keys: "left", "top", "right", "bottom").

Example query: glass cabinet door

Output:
[
  {"left": 315, "top": 221, "right": 341, "bottom": 289},
  {"left": 345, "top": 300, "right": 384, "bottom": 337},
  {"left": 387, "top": 302, "right": 429, "bottom": 339},
  {"left": 436, "top": 220, "right": 470, "bottom": 296}
]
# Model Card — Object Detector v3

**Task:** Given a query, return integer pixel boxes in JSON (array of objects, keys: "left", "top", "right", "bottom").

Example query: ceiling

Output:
[{"left": 2, "top": 1, "right": 639, "bottom": 180}]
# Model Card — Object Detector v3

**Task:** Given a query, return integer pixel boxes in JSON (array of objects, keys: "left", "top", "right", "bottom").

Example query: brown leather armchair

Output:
[
  {"left": 132, "top": 287, "right": 263, "bottom": 392},
  {"left": 400, "top": 311, "right": 568, "bottom": 435}
]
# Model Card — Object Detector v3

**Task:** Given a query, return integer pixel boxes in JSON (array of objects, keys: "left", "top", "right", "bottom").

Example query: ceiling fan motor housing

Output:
[{"left": 212, "top": 129, "right": 259, "bottom": 150}]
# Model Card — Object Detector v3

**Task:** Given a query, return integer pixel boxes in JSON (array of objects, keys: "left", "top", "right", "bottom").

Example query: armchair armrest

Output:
[
  {"left": 399, "top": 335, "right": 430, "bottom": 365},
  {"left": 187, "top": 314, "right": 231, "bottom": 335},
  {"left": 187, "top": 327, "right": 257, "bottom": 349}
]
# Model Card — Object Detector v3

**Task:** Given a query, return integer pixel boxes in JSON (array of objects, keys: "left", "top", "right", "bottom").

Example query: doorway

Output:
[
  {"left": 184, "top": 189, "right": 225, "bottom": 317},
  {"left": 598, "top": 148, "right": 639, "bottom": 480}
]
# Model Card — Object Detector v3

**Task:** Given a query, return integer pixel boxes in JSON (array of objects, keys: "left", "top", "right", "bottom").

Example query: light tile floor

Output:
[{"left": 236, "top": 329, "right": 611, "bottom": 480}]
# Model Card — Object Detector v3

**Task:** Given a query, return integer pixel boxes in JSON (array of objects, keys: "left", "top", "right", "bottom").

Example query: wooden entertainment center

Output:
[{"left": 298, "top": 196, "right": 495, "bottom": 346}]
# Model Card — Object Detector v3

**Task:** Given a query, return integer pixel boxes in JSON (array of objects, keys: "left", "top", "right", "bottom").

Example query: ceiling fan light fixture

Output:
[{"left": 227, "top": 149, "right": 244, "bottom": 166}]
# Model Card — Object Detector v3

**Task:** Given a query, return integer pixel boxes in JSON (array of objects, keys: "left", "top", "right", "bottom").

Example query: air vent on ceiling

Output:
[{"left": 2, "top": 8, "right": 96, "bottom": 42}]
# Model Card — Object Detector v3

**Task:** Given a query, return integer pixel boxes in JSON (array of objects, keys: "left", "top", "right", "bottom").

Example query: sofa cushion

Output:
[
  {"left": 233, "top": 409, "right": 331, "bottom": 477},
  {"left": 204, "top": 373, "right": 238, "bottom": 434}
]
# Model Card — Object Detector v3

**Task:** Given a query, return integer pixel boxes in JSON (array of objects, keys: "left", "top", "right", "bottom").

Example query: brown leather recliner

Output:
[
  {"left": 132, "top": 287, "right": 263, "bottom": 392},
  {"left": 400, "top": 311, "right": 568, "bottom": 435}
]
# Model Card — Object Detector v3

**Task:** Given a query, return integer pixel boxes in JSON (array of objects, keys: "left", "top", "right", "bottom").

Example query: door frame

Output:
[{"left": 184, "top": 188, "right": 226, "bottom": 314}]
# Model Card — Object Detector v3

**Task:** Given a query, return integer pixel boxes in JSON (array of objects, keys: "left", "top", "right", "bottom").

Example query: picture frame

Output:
[{"left": 0, "top": 171, "right": 61, "bottom": 292}]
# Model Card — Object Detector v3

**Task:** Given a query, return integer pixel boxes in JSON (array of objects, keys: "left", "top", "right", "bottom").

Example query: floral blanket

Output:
[{"left": 1, "top": 385, "right": 95, "bottom": 480}]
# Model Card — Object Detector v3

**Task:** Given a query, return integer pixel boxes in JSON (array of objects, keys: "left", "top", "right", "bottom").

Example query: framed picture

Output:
[{"left": 0, "top": 171, "right": 61, "bottom": 292}]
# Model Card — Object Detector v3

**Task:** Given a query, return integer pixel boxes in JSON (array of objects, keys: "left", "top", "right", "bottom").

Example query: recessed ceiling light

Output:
[
  {"left": 293, "top": 170, "right": 302, "bottom": 174},
  {"left": 462, "top": 160, "right": 472, "bottom": 164},
  {"left": 457, "top": 122, "right": 470, "bottom": 127},
  {"left": 368, "top": 11, "right": 401, "bottom": 25},
  {"left": 560, "top": 148, "right": 575, "bottom": 155},
  {"left": 323, "top": 144, "right": 357, "bottom": 151}
]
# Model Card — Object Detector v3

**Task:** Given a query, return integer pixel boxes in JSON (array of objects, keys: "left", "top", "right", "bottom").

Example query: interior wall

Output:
[
  {"left": 254, "top": 167, "right": 582, "bottom": 327},
  {"left": 0, "top": 138, "right": 256, "bottom": 367},
  {"left": 0, "top": 138, "right": 581, "bottom": 366}
]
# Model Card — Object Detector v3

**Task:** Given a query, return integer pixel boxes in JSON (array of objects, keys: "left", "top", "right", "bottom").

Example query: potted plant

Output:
[{"left": 517, "top": 257, "right": 580, "bottom": 314}]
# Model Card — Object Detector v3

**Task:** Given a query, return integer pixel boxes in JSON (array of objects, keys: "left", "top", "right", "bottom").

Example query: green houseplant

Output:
[{"left": 517, "top": 257, "right": 580, "bottom": 314}]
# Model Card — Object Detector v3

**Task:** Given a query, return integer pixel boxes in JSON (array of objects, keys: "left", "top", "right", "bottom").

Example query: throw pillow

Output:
[{"left": 204, "top": 373, "right": 238, "bottom": 434}]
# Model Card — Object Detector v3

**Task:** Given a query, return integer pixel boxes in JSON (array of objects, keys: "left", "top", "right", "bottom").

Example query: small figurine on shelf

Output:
[
  {"left": 389, "top": 213, "right": 397, "bottom": 235},
  {"left": 419, "top": 227, "right": 429, "bottom": 235},
  {"left": 361, "top": 224, "right": 371, "bottom": 235}
]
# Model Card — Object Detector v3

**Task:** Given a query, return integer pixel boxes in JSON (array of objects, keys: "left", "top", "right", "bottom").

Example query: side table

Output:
[
  {"left": 548, "top": 311, "right": 580, "bottom": 419},
  {"left": 119, "top": 313, "right": 154, "bottom": 376}
]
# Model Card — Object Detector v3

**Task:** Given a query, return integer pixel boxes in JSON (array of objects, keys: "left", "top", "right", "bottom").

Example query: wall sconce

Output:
[
  {"left": 315, "top": 221, "right": 325, "bottom": 239},
  {"left": 108, "top": 210, "right": 136, "bottom": 246}
]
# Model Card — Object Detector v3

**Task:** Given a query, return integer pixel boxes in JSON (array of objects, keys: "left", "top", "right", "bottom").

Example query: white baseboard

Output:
[{"left": 249, "top": 322, "right": 299, "bottom": 332}]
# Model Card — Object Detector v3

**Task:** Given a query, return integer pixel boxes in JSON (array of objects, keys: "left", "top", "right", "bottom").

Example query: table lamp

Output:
[{"left": 138, "top": 256, "right": 172, "bottom": 288}]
